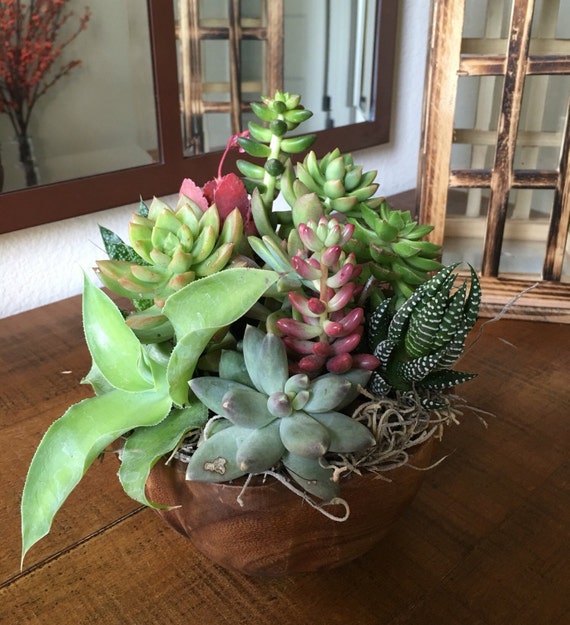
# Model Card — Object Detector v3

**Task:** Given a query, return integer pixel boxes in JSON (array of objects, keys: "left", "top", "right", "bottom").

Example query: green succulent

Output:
[
  {"left": 236, "top": 90, "right": 317, "bottom": 215},
  {"left": 96, "top": 196, "right": 243, "bottom": 309},
  {"left": 366, "top": 264, "right": 481, "bottom": 407},
  {"left": 21, "top": 90, "right": 486, "bottom": 567},
  {"left": 188, "top": 325, "right": 375, "bottom": 501},
  {"left": 345, "top": 200, "right": 444, "bottom": 307},
  {"left": 279, "top": 148, "right": 382, "bottom": 218}
]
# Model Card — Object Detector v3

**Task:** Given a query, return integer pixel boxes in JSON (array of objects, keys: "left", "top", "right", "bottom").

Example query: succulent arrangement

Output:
[{"left": 21, "top": 91, "right": 481, "bottom": 564}]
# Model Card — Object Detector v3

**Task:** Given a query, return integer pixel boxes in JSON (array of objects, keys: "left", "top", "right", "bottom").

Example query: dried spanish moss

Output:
[{"left": 328, "top": 388, "right": 469, "bottom": 477}]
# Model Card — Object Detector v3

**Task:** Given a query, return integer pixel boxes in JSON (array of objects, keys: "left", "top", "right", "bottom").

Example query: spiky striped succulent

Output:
[
  {"left": 188, "top": 325, "right": 375, "bottom": 501},
  {"left": 96, "top": 195, "right": 243, "bottom": 308},
  {"left": 366, "top": 264, "right": 481, "bottom": 406}
]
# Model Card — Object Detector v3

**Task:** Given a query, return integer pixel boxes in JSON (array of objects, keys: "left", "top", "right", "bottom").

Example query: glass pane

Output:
[
  {"left": 514, "top": 75, "right": 570, "bottom": 170},
  {"left": 462, "top": 0, "right": 513, "bottom": 52},
  {"left": 530, "top": 0, "right": 570, "bottom": 45},
  {"left": 0, "top": 0, "right": 158, "bottom": 192},
  {"left": 202, "top": 113, "right": 232, "bottom": 152},
  {"left": 451, "top": 76, "right": 502, "bottom": 170},
  {"left": 242, "top": 0, "right": 264, "bottom": 23},
  {"left": 202, "top": 40, "right": 230, "bottom": 87},
  {"left": 199, "top": 0, "right": 226, "bottom": 23},
  {"left": 442, "top": 189, "right": 488, "bottom": 271},
  {"left": 241, "top": 40, "right": 265, "bottom": 94},
  {"left": 498, "top": 189, "right": 554, "bottom": 276}
]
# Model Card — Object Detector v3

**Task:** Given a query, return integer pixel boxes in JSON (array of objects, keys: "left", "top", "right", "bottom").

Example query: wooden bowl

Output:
[{"left": 145, "top": 439, "right": 434, "bottom": 577}]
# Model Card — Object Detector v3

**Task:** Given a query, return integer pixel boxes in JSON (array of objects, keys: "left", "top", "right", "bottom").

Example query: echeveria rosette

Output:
[
  {"left": 96, "top": 195, "right": 244, "bottom": 310},
  {"left": 366, "top": 264, "right": 482, "bottom": 408},
  {"left": 187, "top": 326, "right": 375, "bottom": 501}
]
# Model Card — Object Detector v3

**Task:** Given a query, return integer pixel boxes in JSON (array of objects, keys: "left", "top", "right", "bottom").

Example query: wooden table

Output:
[{"left": 1, "top": 296, "right": 569, "bottom": 624}]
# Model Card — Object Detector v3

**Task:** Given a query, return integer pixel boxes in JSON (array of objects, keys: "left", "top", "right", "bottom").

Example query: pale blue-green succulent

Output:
[{"left": 188, "top": 325, "right": 375, "bottom": 501}]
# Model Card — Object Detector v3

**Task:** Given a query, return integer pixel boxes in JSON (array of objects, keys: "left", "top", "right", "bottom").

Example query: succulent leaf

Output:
[
  {"left": 185, "top": 425, "right": 250, "bottom": 482},
  {"left": 308, "top": 411, "right": 375, "bottom": 452},
  {"left": 302, "top": 375, "right": 352, "bottom": 412},
  {"left": 236, "top": 421, "right": 284, "bottom": 473},
  {"left": 221, "top": 387, "right": 275, "bottom": 428},
  {"left": 189, "top": 377, "right": 254, "bottom": 416},
  {"left": 282, "top": 453, "right": 339, "bottom": 501},
  {"left": 279, "top": 412, "right": 330, "bottom": 458}
]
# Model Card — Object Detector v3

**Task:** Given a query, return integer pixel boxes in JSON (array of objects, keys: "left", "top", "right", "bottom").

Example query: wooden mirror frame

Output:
[{"left": 0, "top": 0, "right": 397, "bottom": 234}]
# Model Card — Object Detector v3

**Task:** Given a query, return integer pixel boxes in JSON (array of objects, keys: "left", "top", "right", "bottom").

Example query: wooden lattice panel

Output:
[
  {"left": 176, "top": 0, "right": 283, "bottom": 153},
  {"left": 417, "top": 0, "right": 570, "bottom": 321}
]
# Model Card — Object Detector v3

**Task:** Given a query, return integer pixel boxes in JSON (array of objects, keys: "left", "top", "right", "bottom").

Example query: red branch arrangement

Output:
[{"left": 0, "top": 0, "right": 90, "bottom": 186}]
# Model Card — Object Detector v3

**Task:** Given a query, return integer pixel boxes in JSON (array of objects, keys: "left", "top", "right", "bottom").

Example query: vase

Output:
[
  {"left": 145, "top": 438, "right": 435, "bottom": 577},
  {"left": 1, "top": 134, "right": 40, "bottom": 190},
  {"left": 16, "top": 133, "right": 40, "bottom": 187}
]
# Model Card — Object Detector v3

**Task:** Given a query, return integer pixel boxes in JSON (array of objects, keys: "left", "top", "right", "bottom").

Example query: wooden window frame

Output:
[{"left": 417, "top": 0, "right": 570, "bottom": 322}]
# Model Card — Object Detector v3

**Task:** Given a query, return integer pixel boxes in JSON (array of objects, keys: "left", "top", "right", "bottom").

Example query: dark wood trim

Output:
[{"left": 0, "top": 0, "right": 398, "bottom": 235}]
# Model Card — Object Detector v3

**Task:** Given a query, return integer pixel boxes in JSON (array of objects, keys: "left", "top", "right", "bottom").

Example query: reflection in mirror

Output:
[
  {"left": 0, "top": 0, "right": 158, "bottom": 194},
  {"left": 0, "top": 0, "right": 396, "bottom": 234},
  {"left": 175, "top": 0, "right": 379, "bottom": 154}
]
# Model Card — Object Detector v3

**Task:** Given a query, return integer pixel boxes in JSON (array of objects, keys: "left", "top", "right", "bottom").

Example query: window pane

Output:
[
  {"left": 462, "top": 0, "right": 513, "bottom": 47},
  {"left": 451, "top": 76, "right": 501, "bottom": 170},
  {"left": 514, "top": 75, "right": 570, "bottom": 170}
]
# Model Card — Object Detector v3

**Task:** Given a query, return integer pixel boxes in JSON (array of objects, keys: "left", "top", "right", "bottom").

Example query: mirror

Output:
[{"left": 0, "top": 0, "right": 396, "bottom": 234}]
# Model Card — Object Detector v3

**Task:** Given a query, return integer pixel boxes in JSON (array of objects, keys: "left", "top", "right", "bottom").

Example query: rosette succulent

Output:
[
  {"left": 188, "top": 325, "right": 375, "bottom": 501},
  {"left": 281, "top": 148, "right": 383, "bottom": 217},
  {"left": 343, "top": 201, "right": 443, "bottom": 307},
  {"left": 97, "top": 195, "right": 244, "bottom": 308}
]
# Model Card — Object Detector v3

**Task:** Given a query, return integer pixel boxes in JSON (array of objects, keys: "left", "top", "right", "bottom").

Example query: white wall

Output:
[{"left": 0, "top": 0, "right": 432, "bottom": 319}]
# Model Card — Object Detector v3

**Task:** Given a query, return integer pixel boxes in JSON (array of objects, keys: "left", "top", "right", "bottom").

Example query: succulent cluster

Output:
[
  {"left": 22, "top": 91, "right": 484, "bottom": 563},
  {"left": 346, "top": 201, "right": 444, "bottom": 307},
  {"left": 236, "top": 91, "right": 316, "bottom": 211},
  {"left": 252, "top": 214, "right": 380, "bottom": 376},
  {"left": 282, "top": 148, "right": 382, "bottom": 217},
  {"left": 188, "top": 326, "right": 374, "bottom": 501}
]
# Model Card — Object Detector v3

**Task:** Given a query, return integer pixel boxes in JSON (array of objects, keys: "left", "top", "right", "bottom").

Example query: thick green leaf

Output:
[
  {"left": 21, "top": 387, "right": 172, "bottom": 564},
  {"left": 164, "top": 268, "right": 278, "bottom": 337},
  {"left": 185, "top": 424, "right": 250, "bottom": 482},
  {"left": 282, "top": 453, "right": 340, "bottom": 501},
  {"left": 118, "top": 400, "right": 208, "bottom": 508},
  {"left": 309, "top": 411, "right": 376, "bottom": 453},
  {"left": 235, "top": 421, "right": 284, "bottom": 473},
  {"left": 83, "top": 275, "right": 153, "bottom": 392},
  {"left": 163, "top": 268, "right": 278, "bottom": 405}
]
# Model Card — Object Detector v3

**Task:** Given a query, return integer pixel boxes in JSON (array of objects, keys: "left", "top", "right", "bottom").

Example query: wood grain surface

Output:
[{"left": 1, "top": 296, "right": 569, "bottom": 624}]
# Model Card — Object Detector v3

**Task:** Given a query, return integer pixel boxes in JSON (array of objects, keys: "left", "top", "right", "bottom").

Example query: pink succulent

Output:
[{"left": 178, "top": 131, "right": 256, "bottom": 235}]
